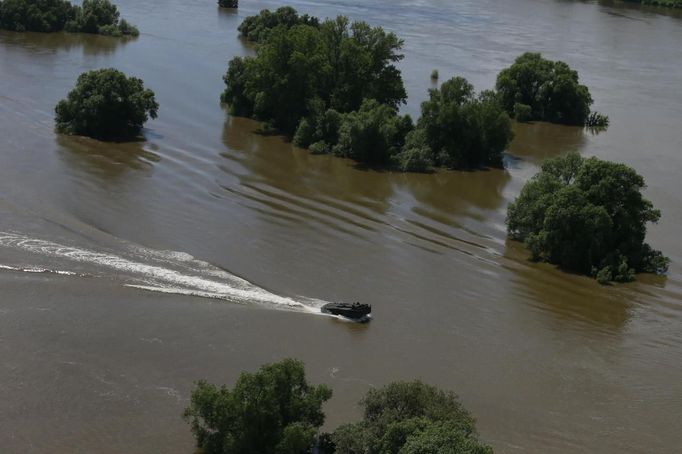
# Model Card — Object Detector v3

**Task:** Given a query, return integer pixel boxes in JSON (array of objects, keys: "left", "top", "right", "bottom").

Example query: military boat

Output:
[{"left": 321, "top": 301, "right": 371, "bottom": 320}]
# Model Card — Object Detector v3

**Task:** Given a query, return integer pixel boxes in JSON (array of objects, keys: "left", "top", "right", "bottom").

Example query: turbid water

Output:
[{"left": 1, "top": 0, "right": 682, "bottom": 452}]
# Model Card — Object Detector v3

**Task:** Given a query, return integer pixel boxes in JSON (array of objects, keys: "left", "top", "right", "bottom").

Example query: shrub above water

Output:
[
  {"left": 496, "top": 52, "right": 599, "bottom": 126},
  {"left": 183, "top": 359, "right": 332, "bottom": 454},
  {"left": 218, "top": 0, "right": 238, "bottom": 8},
  {"left": 55, "top": 68, "right": 158, "bottom": 140},
  {"left": 0, "top": 0, "right": 77, "bottom": 32},
  {"left": 0, "top": 0, "right": 138, "bottom": 36},
  {"left": 507, "top": 152, "right": 669, "bottom": 283},
  {"left": 237, "top": 6, "right": 319, "bottom": 43}
]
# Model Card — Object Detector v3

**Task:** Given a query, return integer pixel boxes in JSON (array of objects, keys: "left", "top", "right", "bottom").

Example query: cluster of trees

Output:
[
  {"left": 223, "top": 8, "right": 514, "bottom": 172},
  {"left": 0, "top": 0, "right": 138, "bottom": 36},
  {"left": 184, "top": 359, "right": 492, "bottom": 454},
  {"left": 496, "top": 52, "right": 607, "bottom": 127},
  {"left": 237, "top": 6, "right": 319, "bottom": 42},
  {"left": 507, "top": 152, "right": 669, "bottom": 283},
  {"left": 55, "top": 68, "right": 158, "bottom": 140}
]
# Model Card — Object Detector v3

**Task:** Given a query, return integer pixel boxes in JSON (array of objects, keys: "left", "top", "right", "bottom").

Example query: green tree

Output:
[
  {"left": 398, "top": 422, "right": 493, "bottom": 454},
  {"left": 55, "top": 68, "right": 158, "bottom": 140},
  {"left": 333, "top": 99, "right": 413, "bottom": 166},
  {"left": 183, "top": 358, "right": 332, "bottom": 454},
  {"left": 218, "top": 0, "right": 238, "bottom": 8},
  {"left": 222, "top": 12, "right": 406, "bottom": 135},
  {"left": 507, "top": 152, "right": 669, "bottom": 282},
  {"left": 332, "top": 381, "right": 490, "bottom": 454},
  {"left": 495, "top": 52, "right": 596, "bottom": 125},
  {"left": 0, "top": 0, "right": 77, "bottom": 32},
  {"left": 0, "top": 0, "right": 137, "bottom": 35},
  {"left": 414, "top": 78, "right": 513, "bottom": 169},
  {"left": 238, "top": 6, "right": 319, "bottom": 43}
]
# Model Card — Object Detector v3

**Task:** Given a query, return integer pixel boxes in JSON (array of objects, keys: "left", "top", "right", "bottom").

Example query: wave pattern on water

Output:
[{"left": 0, "top": 231, "right": 321, "bottom": 312}]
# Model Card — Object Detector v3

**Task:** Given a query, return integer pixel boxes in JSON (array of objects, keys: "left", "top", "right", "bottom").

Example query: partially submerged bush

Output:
[
  {"left": 507, "top": 152, "right": 669, "bottom": 283},
  {"left": 218, "top": 0, "right": 238, "bottom": 8},
  {"left": 55, "top": 68, "right": 158, "bottom": 140},
  {"left": 496, "top": 53, "right": 596, "bottom": 126},
  {"left": 183, "top": 359, "right": 332, "bottom": 454},
  {"left": 332, "top": 380, "right": 492, "bottom": 454},
  {"left": 0, "top": 0, "right": 138, "bottom": 36},
  {"left": 0, "top": 0, "right": 77, "bottom": 32},
  {"left": 585, "top": 111, "right": 610, "bottom": 128},
  {"left": 237, "top": 6, "right": 319, "bottom": 43},
  {"left": 416, "top": 79, "right": 513, "bottom": 169}
]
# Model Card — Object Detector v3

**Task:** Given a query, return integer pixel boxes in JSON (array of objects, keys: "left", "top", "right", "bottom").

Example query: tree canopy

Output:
[
  {"left": 0, "top": 0, "right": 138, "bottom": 36},
  {"left": 412, "top": 78, "right": 513, "bottom": 169},
  {"left": 55, "top": 68, "right": 158, "bottom": 141},
  {"left": 224, "top": 9, "right": 513, "bottom": 172},
  {"left": 223, "top": 13, "right": 406, "bottom": 134},
  {"left": 507, "top": 152, "right": 669, "bottom": 283},
  {"left": 184, "top": 362, "right": 492, "bottom": 454},
  {"left": 331, "top": 381, "right": 492, "bottom": 454},
  {"left": 238, "top": 6, "right": 319, "bottom": 43},
  {"left": 183, "top": 358, "right": 332, "bottom": 454},
  {"left": 495, "top": 53, "right": 599, "bottom": 126}
]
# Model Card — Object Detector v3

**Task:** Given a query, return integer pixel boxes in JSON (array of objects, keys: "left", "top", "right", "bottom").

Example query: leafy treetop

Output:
[
  {"left": 238, "top": 6, "right": 320, "bottom": 43},
  {"left": 507, "top": 152, "right": 669, "bottom": 283},
  {"left": 495, "top": 52, "right": 595, "bottom": 126},
  {"left": 332, "top": 380, "right": 492, "bottom": 454},
  {"left": 55, "top": 68, "right": 158, "bottom": 140},
  {"left": 183, "top": 358, "right": 332, "bottom": 454},
  {"left": 0, "top": 0, "right": 138, "bottom": 36}
]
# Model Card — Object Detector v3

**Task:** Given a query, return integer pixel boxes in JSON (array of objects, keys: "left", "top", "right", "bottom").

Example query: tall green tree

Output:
[
  {"left": 0, "top": 0, "right": 76, "bottom": 32},
  {"left": 332, "top": 381, "right": 491, "bottom": 454},
  {"left": 413, "top": 77, "right": 513, "bottom": 169},
  {"left": 495, "top": 53, "right": 595, "bottom": 125},
  {"left": 238, "top": 6, "right": 318, "bottom": 43},
  {"left": 183, "top": 359, "right": 332, "bottom": 454},
  {"left": 507, "top": 152, "right": 669, "bottom": 282},
  {"left": 222, "top": 11, "right": 406, "bottom": 135},
  {"left": 55, "top": 68, "right": 158, "bottom": 140}
]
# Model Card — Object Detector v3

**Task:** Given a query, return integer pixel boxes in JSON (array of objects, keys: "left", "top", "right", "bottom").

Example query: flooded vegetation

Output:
[{"left": 1, "top": 0, "right": 682, "bottom": 453}]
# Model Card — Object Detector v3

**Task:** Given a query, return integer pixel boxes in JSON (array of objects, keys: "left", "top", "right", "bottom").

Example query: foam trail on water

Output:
[{"left": 0, "top": 232, "right": 316, "bottom": 311}]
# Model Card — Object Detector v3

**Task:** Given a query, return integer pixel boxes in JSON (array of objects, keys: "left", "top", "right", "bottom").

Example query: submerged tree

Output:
[
  {"left": 332, "top": 380, "right": 492, "bottom": 454},
  {"left": 507, "top": 152, "right": 669, "bottom": 283},
  {"left": 0, "top": 0, "right": 77, "bottom": 32},
  {"left": 414, "top": 77, "right": 513, "bottom": 169},
  {"left": 55, "top": 68, "right": 158, "bottom": 140},
  {"left": 183, "top": 358, "right": 332, "bottom": 454},
  {"left": 0, "top": 0, "right": 138, "bottom": 36},
  {"left": 495, "top": 52, "right": 603, "bottom": 126},
  {"left": 223, "top": 13, "right": 406, "bottom": 135},
  {"left": 237, "top": 6, "right": 319, "bottom": 43}
]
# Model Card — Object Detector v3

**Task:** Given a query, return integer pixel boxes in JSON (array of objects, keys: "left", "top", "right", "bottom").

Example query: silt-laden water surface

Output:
[{"left": 1, "top": 0, "right": 682, "bottom": 452}]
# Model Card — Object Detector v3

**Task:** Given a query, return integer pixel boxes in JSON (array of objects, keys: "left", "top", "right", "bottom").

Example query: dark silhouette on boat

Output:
[{"left": 321, "top": 301, "right": 371, "bottom": 320}]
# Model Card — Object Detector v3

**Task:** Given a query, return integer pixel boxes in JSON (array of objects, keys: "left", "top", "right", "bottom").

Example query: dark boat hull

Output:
[{"left": 321, "top": 302, "right": 371, "bottom": 320}]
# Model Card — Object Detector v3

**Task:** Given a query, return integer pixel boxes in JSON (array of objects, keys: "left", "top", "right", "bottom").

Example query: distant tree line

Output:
[
  {"left": 184, "top": 358, "right": 493, "bottom": 454},
  {"left": 0, "top": 0, "right": 138, "bottom": 36}
]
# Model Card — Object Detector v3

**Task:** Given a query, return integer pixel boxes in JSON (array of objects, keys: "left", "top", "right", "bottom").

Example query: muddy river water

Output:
[{"left": 1, "top": 0, "right": 681, "bottom": 452}]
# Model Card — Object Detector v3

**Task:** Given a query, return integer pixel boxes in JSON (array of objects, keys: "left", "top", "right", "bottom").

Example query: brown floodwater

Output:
[{"left": 1, "top": 0, "right": 681, "bottom": 453}]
